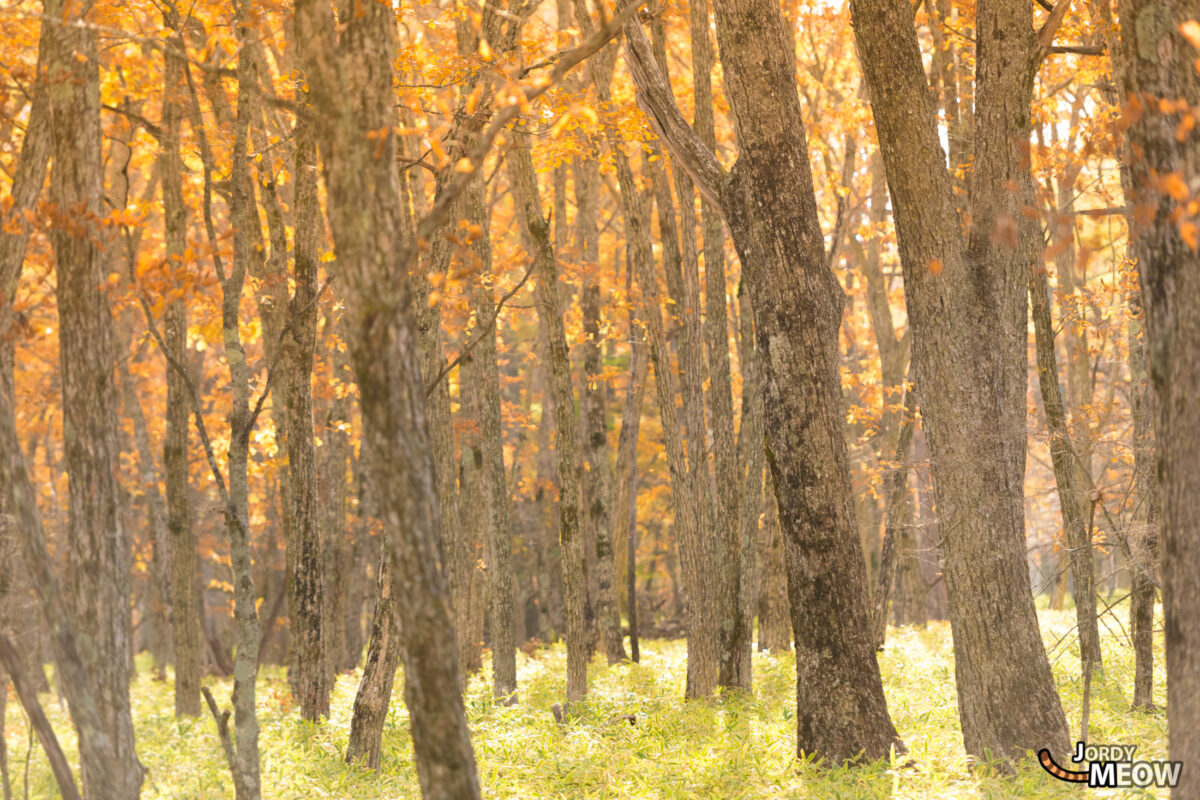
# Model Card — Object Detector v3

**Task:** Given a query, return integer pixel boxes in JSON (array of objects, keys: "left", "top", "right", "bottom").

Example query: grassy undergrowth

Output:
[{"left": 3, "top": 604, "right": 1167, "bottom": 798}]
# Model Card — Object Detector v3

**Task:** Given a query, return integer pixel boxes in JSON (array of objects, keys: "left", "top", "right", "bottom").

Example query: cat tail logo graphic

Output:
[{"left": 1039, "top": 742, "right": 1183, "bottom": 789}]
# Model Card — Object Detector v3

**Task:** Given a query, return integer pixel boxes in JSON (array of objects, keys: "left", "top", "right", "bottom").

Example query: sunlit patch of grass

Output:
[{"left": 2, "top": 603, "right": 1167, "bottom": 798}]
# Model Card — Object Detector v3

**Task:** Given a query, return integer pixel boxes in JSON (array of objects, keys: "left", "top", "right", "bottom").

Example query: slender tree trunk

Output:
[
  {"left": 613, "top": 292, "right": 648, "bottom": 664},
  {"left": 872, "top": 389, "right": 917, "bottom": 648},
  {"left": 116, "top": 331, "right": 172, "bottom": 677},
  {"left": 1119, "top": 0, "right": 1200, "bottom": 787},
  {"left": 757, "top": 474, "right": 790, "bottom": 653},
  {"left": 508, "top": 135, "right": 588, "bottom": 704},
  {"left": 462, "top": 182, "right": 518, "bottom": 699},
  {"left": 46, "top": 2, "right": 144, "bottom": 792},
  {"left": 345, "top": 543, "right": 404, "bottom": 770},
  {"left": 688, "top": 0, "right": 743, "bottom": 694},
  {"left": 1029, "top": 259, "right": 1102, "bottom": 672},
  {"left": 1127, "top": 304, "right": 1158, "bottom": 709},
  {"left": 285, "top": 71, "right": 329, "bottom": 721},
  {"left": 215, "top": 21, "right": 265, "bottom": 797},
  {"left": 730, "top": 281, "right": 764, "bottom": 686},
  {"left": 295, "top": 1, "right": 481, "bottom": 794}
]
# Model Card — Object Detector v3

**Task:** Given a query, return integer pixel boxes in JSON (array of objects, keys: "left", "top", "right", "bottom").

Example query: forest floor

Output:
[{"left": 3, "top": 602, "right": 1167, "bottom": 799}]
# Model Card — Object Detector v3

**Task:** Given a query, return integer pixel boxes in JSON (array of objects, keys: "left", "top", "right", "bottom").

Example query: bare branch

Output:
[
  {"left": 618, "top": 11, "right": 727, "bottom": 205},
  {"left": 424, "top": 258, "right": 536, "bottom": 396}
]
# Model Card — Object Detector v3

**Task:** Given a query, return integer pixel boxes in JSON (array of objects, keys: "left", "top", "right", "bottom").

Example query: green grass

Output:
[{"left": 3, "top": 604, "right": 1168, "bottom": 798}]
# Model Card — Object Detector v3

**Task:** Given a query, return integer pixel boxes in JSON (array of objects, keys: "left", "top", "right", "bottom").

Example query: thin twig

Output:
[{"left": 424, "top": 260, "right": 536, "bottom": 396}]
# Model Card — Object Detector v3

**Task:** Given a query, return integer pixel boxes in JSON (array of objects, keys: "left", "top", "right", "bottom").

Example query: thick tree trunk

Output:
[
  {"left": 1119, "top": 0, "right": 1200, "bottom": 788},
  {"left": 624, "top": 0, "right": 903, "bottom": 760},
  {"left": 850, "top": 0, "right": 1071, "bottom": 761},
  {"left": 295, "top": 1, "right": 481, "bottom": 795},
  {"left": 46, "top": 3, "right": 144, "bottom": 793}
]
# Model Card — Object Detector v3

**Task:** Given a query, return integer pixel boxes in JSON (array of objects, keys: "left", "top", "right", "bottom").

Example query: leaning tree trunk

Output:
[
  {"left": 622, "top": 0, "right": 903, "bottom": 762},
  {"left": 1119, "top": 0, "right": 1200, "bottom": 789},
  {"left": 294, "top": 0, "right": 482, "bottom": 795},
  {"left": 850, "top": 0, "right": 1071, "bottom": 761},
  {"left": 46, "top": 3, "right": 144, "bottom": 793}
]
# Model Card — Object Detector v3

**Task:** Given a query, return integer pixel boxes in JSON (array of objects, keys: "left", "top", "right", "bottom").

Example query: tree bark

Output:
[
  {"left": 1029, "top": 258, "right": 1102, "bottom": 673},
  {"left": 850, "top": 0, "right": 1071, "bottom": 761},
  {"left": 623, "top": 1, "right": 903, "bottom": 761},
  {"left": 757, "top": 474, "right": 790, "bottom": 653},
  {"left": 1118, "top": 0, "right": 1200, "bottom": 788},
  {"left": 285, "top": 67, "right": 330, "bottom": 721},
  {"left": 46, "top": 1, "right": 144, "bottom": 792},
  {"left": 872, "top": 388, "right": 917, "bottom": 648},
  {"left": 294, "top": 0, "right": 482, "bottom": 795},
  {"left": 613, "top": 289, "right": 648, "bottom": 665},
  {"left": 730, "top": 280, "right": 764, "bottom": 685},
  {"left": 508, "top": 134, "right": 588, "bottom": 704},
  {"left": 1127, "top": 301, "right": 1158, "bottom": 709},
  {"left": 158, "top": 15, "right": 203, "bottom": 715}
]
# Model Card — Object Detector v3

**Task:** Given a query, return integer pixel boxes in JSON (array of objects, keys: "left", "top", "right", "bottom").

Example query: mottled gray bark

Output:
[
  {"left": 46, "top": 1, "right": 144, "bottom": 792},
  {"left": 295, "top": 0, "right": 482, "bottom": 793}
]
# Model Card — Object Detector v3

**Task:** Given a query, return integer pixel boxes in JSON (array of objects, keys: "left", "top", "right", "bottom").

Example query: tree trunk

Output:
[
  {"left": 158, "top": 16, "right": 203, "bottom": 714},
  {"left": 462, "top": 183, "right": 518, "bottom": 699},
  {"left": 1029, "top": 258, "right": 1102, "bottom": 673},
  {"left": 613, "top": 290, "right": 648, "bottom": 664},
  {"left": 1127, "top": 303, "right": 1158, "bottom": 709},
  {"left": 850, "top": 0, "right": 1071, "bottom": 761},
  {"left": 345, "top": 543, "right": 404, "bottom": 770},
  {"left": 46, "top": 2, "right": 144, "bottom": 792},
  {"left": 116, "top": 329, "right": 172, "bottom": 678},
  {"left": 872, "top": 388, "right": 917, "bottom": 648},
  {"left": 295, "top": 1, "right": 482, "bottom": 795},
  {"left": 508, "top": 135, "right": 588, "bottom": 704},
  {"left": 757, "top": 474, "right": 790, "bottom": 653},
  {"left": 623, "top": 1, "right": 903, "bottom": 760},
  {"left": 688, "top": 0, "right": 744, "bottom": 693},
  {"left": 730, "top": 281, "right": 764, "bottom": 686},
  {"left": 1118, "top": 0, "right": 1200, "bottom": 788},
  {"left": 286, "top": 75, "right": 330, "bottom": 721}
]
